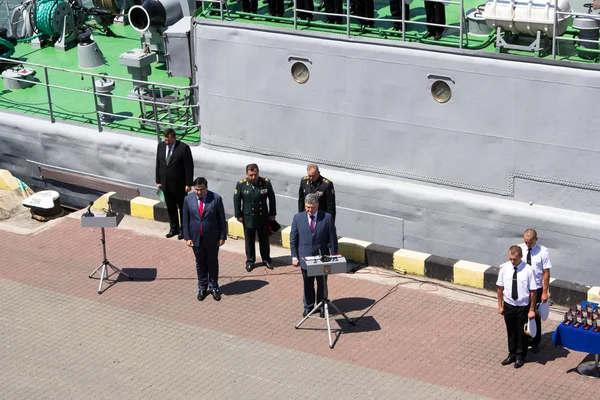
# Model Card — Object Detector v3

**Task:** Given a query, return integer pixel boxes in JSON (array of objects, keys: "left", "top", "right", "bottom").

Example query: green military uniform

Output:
[
  {"left": 298, "top": 175, "right": 336, "bottom": 221},
  {"left": 234, "top": 177, "right": 277, "bottom": 266}
]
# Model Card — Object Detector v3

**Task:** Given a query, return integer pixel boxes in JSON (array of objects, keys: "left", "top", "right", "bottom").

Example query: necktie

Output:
[
  {"left": 198, "top": 198, "right": 204, "bottom": 236},
  {"left": 310, "top": 215, "right": 316, "bottom": 234},
  {"left": 527, "top": 248, "right": 532, "bottom": 266},
  {"left": 511, "top": 267, "right": 518, "bottom": 301},
  {"left": 167, "top": 146, "right": 173, "bottom": 163}
]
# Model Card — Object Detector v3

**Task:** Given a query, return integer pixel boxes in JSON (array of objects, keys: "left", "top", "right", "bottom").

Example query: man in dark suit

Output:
[
  {"left": 424, "top": 0, "right": 445, "bottom": 40},
  {"left": 234, "top": 163, "right": 277, "bottom": 272},
  {"left": 183, "top": 177, "right": 227, "bottom": 302},
  {"left": 298, "top": 163, "right": 336, "bottom": 222},
  {"left": 290, "top": 192, "right": 338, "bottom": 317},
  {"left": 155, "top": 128, "right": 194, "bottom": 239}
]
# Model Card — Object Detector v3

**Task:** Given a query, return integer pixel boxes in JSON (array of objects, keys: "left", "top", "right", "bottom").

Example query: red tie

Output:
[{"left": 198, "top": 198, "right": 204, "bottom": 236}]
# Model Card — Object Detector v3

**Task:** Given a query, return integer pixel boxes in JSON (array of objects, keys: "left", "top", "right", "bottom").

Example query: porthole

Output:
[
  {"left": 291, "top": 62, "right": 309, "bottom": 84},
  {"left": 431, "top": 80, "right": 452, "bottom": 103}
]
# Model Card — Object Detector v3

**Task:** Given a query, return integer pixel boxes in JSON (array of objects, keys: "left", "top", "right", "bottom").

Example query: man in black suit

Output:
[
  {"left": 424, "top": 0, "right": 445, "bottom": 40},
  {"left": 183, "top": 177, "right": 227, "bottom": 302},
  {"left": 290, "top": 193, "right": 338, "bottom": 317},
  {"left": 389, "top": 0, "right": 409, "bottom": 31},
  {"left": 155, "top": 128, "right": 194, "bottom": 239}
]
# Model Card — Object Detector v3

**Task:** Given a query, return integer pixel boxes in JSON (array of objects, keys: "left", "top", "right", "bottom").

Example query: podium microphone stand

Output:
[
  {"left": 295, "top": 255, "right": 355, "bottom": 349},
  {"left": 81, "top": 205, "right": 132, "bottom": 294}
]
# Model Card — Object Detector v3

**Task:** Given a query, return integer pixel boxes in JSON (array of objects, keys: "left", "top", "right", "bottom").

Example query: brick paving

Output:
[{"left": 0, "top": 216, "right": 597, "bottom": 399}]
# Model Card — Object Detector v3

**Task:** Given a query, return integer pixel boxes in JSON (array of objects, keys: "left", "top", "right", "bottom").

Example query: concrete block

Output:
[
  {"left": 130, "top": 197, "right": 160, "bottom": 220},
  {"left": 281, "top": 226, "right": 291, "bottom": 249},
  {"left": 393, "top": 249, "right": 429, "bottom": 276},
  {"left": 0, "top": 169, "right": 19, "bottom": 191},
  {"left": 228, "top": 217, "right": 245, "bottom": 239},
  {"left": 338, "top": 238, "right": 372, "bottom": 264},
  {"left": 454, "top": 260, "right": 489, "bottom": 289}
]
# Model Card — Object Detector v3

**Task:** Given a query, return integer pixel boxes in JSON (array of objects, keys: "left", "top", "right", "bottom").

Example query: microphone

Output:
[
  {"left": 83, "top": 201, "right": 94, "bottom": 217},
  {"left": 106, "top": 200, "right": 116, "bottom": 217},
  {"left": 318, "top": 249, "right": 330, "bottom": 263}
]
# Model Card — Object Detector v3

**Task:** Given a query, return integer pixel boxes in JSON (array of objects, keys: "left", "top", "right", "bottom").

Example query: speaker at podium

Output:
[
  {"left": 295, "top": 254, "right": 355, "bottom": 349},
  {"left": 81, "top": 201, "right": 132, "bottom": 294}
]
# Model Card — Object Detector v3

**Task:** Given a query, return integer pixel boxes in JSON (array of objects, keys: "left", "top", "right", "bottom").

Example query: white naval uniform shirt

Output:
[
  {"left": 497, "top": 261, "right": 536, "bottom": 307},
  {"left": 519, "top": 242, "right": 552, "bottom": 290}
]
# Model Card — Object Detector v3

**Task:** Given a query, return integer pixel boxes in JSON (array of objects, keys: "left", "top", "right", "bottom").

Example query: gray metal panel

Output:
[{"left": 164, "top": 16, "right": 192, "bottom": 78}]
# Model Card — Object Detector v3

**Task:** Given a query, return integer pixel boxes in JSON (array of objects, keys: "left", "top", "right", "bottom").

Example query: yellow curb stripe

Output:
[
  {"left": 393, "top": 249, "right": 430, "bottom": 276},
  {"left": 0, "top": 169, "right": 19, "bottom": 191},
  {"left": 588, "top": 286, "right": 600, "bottom": 304},
  {"left": 130, "top": 197, "right": 160, "bottom": 220},
  {"left": 453, "top": 260, "right": 489, "bottom": 289},
  {"left": 228, "top": 217, "right": 245, "bottom": 239},
  {"left": 338, "top": 238, "right": 372, "bottom": 264},
  {"left": 92, "top": 192, "right": 116, "bottom": 212},
  {"left": 281, "top": 226, "right": 291, "bottom": 249}
]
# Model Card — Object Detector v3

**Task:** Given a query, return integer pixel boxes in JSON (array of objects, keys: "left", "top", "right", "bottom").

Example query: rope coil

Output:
[{"left": 35, "top": 0, "right": 63, "bottom": 37}]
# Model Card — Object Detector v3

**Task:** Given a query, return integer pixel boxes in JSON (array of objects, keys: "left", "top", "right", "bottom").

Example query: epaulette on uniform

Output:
[
  {"left": 265, "top": 178, "right": 269, "bottom": 182},
  {"left": 302, "top": 176, "right": 308, "bottom": 180},
  {"left": 239, "top": 179, "right": 246, "bottom": 183},
  {"left": 323, "top": 179, "right": 329, "bottom": 183}
]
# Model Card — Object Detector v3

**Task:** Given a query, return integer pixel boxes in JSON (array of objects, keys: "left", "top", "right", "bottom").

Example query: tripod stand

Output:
[
  {"left": 88, "top": 227, "right": 133, "bottom": 293},
  {"left": 295, "top": 296, "right": 355, "bottom": 349}
]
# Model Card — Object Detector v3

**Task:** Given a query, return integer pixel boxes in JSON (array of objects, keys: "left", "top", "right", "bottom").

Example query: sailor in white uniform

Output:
[{"left": 497, "top": 246, "right": 537, "bottom": 369}]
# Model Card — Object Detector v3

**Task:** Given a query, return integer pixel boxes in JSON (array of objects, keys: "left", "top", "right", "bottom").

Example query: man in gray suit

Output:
[
  {"left": 290, "top": 193, "right": 338, "bottom": 317},
  {"left": 183, "top": 177, "right": 227, "bottom": 302}
]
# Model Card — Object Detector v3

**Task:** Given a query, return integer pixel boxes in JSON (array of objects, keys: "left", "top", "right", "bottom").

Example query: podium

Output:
[
  {"left": 81, "top": 212, "right": 132, "bottom": 293},
  {"left": 295, "top": 255, "right": 355, "bottom": 349}
]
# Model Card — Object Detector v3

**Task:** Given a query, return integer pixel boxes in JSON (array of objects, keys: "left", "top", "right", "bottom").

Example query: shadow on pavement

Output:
[
  {"left": 271, "top": 255, "right": 292, "bottom": 267},
  {"left": 338, "top": 315, "right": 381, "bottom": 333},
  {"left": 118, "top": 268, "right": 158, "bottom": 282},
  {"left": 530, "top": 331, "right": 570, "bottom": 366},
  {"left": 331, "top": 297, "right": 376, "bottom": 313},
  {"left": 220, "top": 279, "right": 269, "bottom": 296}
]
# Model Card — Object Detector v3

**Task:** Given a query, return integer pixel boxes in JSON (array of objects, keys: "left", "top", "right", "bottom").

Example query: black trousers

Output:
[
  {"left": 503, "top": 302, "right": 529, "bottom": 360},
  {"left": 532, "top": 287, "right": 543, "bottom": 347},
  {"left": 354, "top": 0, "right": 374, "bottom": 27},
  {"left": 297, "top": 0, "right": 314, "bottom": 20},
  {"left": 324, "top": 0, "right": 342, "bottom": 22},
  {"left": 164, "top": 187, "right": 186, "bottom": 232},
  {"left": 244, "top": 225, "right": 271, "bottom": 264},
  {"left": 390, "top": 0, "right": 409, "bottom": 29},
  {"left": 424, "top": 1, "right": 445, "bottom": 34},
  {"left": 242, "top": 0, "right": 258, "bottom": 13},
  {"left": 302, "top": 268, "right": 328, "bottom": 310},
  {"left": 268, "top": 0, "right": 285, "bottom": 16},
  {"left": 193, "top": 240, "right": 219, "bottom": 291}
]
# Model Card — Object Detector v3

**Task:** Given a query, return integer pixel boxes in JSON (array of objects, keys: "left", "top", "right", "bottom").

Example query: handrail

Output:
[{"left": 0, "top": 55, "right": 199, "bottom": 138}]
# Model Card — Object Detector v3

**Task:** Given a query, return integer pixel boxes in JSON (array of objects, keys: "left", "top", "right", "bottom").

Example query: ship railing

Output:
[
  {"left": 0, "top": 56, "right": 200, "bottom": 142},
  {"left": 552, "top": 4, "right": 600, "bottom": 60},
  {"left": 203, "top": 0, "right": 468, "bottom": 48}
]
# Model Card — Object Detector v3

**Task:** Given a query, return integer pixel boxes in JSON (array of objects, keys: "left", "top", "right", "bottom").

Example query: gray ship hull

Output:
[{"left": 1, "top": 20, "right": 599, "bottom": 286}]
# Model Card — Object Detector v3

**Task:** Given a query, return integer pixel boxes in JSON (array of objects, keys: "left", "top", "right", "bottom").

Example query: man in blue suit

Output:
[
  {"left": 290, "top": 193, "right": 338, "bottom": 317},
  {"left": 183, "top": 177, "right": 227, "bottom": 302}
]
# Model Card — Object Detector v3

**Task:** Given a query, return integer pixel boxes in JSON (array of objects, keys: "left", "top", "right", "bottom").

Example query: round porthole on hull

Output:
[
  {"left": 431, "top": 80, "right": 451, "bottom": 103},
  {"left": 291, "top": 62, "right": 309, "bottom": 84}
]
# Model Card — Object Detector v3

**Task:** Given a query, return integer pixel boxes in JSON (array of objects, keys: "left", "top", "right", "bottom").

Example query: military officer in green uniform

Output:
[
  {"left": 234, "top": 163, "right": 277, "bottom": 272},
  {"left": 298, "top": 163, "right": 336, "bottom": 222}
]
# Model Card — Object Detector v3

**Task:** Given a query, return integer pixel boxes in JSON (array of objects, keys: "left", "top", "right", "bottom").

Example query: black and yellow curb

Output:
[{"left": 84, "top": 190, "right": 600, "bottom": 308}]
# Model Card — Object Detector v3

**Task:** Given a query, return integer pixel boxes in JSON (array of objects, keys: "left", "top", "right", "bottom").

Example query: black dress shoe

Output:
[
  {"left": 197, "top": 290, "right": 207, "bottom": 301},
  {"left": 422, "top": 32, "right": 434, "bottom": 39},
  {"left": 165, "top": 230, "right": 179, "bottom": 238},
  {"left": 264, "top": 260, "right": 274, "bottom": 270},
  {"left": 514, "top": 359, "right": 525, "bottom": 368},
  {"left": 246, "top": 262, "right": 254, "bottom": 273},
  {"left": 501, "top": 355, "right": 516, "bottom": 365},
  {"left": 177, "top": 233, "right": 184, "bottom": 240},
  {"left": 434, "top": 33, "right": 442, "bottom": 40},
  {"left": 303, "top": 309, "right": 311, "bottom": 317},
  {"left": 212, "top": 289, "right": 221, "bottom": 301}
]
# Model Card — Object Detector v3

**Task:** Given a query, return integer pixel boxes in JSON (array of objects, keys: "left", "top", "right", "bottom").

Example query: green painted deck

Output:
[
  {"left": 198, "top": 0, "right": 596, "bottom": 63},
  {"left": 0, "top": 2, "right": 595, "bottom": 144},
  {"left": 0, "top": 24, "right": 199, "bottom": 142}
]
